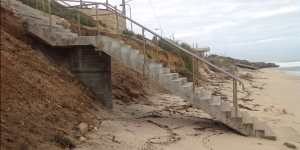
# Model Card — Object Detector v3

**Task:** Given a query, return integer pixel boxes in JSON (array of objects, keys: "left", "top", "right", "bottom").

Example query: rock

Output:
[
  {"left": 54, "top": 135, "right": 76, "bottom": 149},
  {"left": 79, "top": 136, "right": 87, "bottom": 142},
  {"left": 282, "top": 109, "right": 288, "bottom": 114},
  {"left": 284, "top": 142, "right": 297, "bottom": 149},
  {"left": 78, "top": 122, "right": 89, "bottom": 135}
]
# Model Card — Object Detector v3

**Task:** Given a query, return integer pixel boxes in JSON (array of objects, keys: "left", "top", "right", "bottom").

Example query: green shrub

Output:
[
  {"left": 122, "top": 29, "right": 135, "bottom": 37},
  {"left": 20, "top": 0, "right": 96, "bottom": 27},
  {"left": 157, "top": 39, "right": 193, "bottom": 72},
  {"left": 180, "top": 42, "right": 192, "bottom": 51}
]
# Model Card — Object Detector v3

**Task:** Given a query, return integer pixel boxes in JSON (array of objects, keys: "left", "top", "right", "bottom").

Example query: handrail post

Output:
[
  {"left": 142, "top": 28, "right": 146, "bottom": 77},
  {"left": 195, "top": 59, "right": 199, "bottom": 86},
  {"left": 35, "top": 0, "right": 38, "bottom": 9},
  {"left": 96, "top": 4, "right": 99, "bottom": 35},
  {"left": 77, "top": 13, "right": 81, "bottom": 35},
  {"left": 106, "top": 0, "right": 109, "bottom": 9},
  {"left": 48, "top": 0, "right": 52, "bottom": 30},
  {"left": 114, "top": 6, "right": 119, "bottom": 33},
  {"left": 192, "top": 56, "right": 195, "bottom": 92},
  {"left": 153, "top": 36, "right": 159, "bottom": 63},
  {"left": 6, "top": 0, "right": 10, "bottom": 8},
  {"left": 95, "top": 4, "right": 99, "bottom": 44},
  {"left": 42, "top": 0, "right": 45, "bottom": 14},
  {"left": 156, "top": 36, "right": 159, "bottom": 62},
  {"left": 233, "top": 79, "right": 238, "bottom": 117}
]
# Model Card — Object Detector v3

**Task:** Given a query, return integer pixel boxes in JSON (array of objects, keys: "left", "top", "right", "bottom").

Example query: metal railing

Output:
[{"left": 44, "top": 0, "right": 243, "bottom": 116}]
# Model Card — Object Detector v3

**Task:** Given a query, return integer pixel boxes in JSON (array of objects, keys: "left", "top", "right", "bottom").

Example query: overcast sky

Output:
[{"left": 104, "top": 0, "right": 300, "bottom": 62}]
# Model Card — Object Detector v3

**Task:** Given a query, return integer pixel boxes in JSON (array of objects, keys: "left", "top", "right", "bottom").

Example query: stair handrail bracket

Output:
[{"left": 49, "top": 0, "right": 244, "bottom": 116}]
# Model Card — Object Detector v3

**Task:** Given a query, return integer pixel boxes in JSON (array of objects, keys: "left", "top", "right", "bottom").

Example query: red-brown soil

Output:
[
  {"left": 0, "top": 6, "right": 157, "bottom": 149},
  {"left": 0, "top": 7, "right": 108, "bottom": 150}
]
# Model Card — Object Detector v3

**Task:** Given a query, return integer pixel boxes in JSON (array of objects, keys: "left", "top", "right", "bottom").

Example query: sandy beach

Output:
[
  {"left": 74, "top": 68, "right": 300, "bottom": 150},
  {"left": 244, "top": 69, "right": 300, "bottom": 143}
]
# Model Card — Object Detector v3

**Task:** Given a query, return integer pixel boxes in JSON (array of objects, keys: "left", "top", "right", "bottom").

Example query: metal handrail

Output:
[
  {"left": 49, "top": 0, "right": 243, "bottom": 115},
  {"left": 55, "top": 0, "right": 243, "bottom": 83}
]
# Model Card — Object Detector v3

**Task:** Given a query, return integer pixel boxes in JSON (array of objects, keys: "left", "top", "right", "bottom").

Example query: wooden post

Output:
[
  {"left": 96, "top": 4, "right": 99, "bottom": 35},
  {"left": 192, "top": 57, "right": 195, "bottom": 92},
  {"left": 196, "top": 59, "right": 199, "bottom": 86},
  {"left": 95, "top": 4, "right": 99, "bottom": 44},
  {"left": 106, "top": 0, "right": 109, "bottom": 9},
  {"left": 77, "top": 13, "right": 81, "bottom": 35},
  {"left": 156, "top": 37, "right": 159, "bottom": 63},
  {"left": 42, "top": 0, "right": 45, "bottom": 13},
  {"left": 6, "top": 0, "right": 10, "bottom": 8},
  {"left": 142, "top": 28, "right": 146, "bottom": 77},
  {"left": 35, "top": 0, "right": 38, "bottom": 9},
  {"left": 48, "top": 0, "right": 52, "bottom": 30},
  {"left": 233, "top": 79, "right": 238, "bottom": 117},
  {"left": 194, "top": 59, "right": 198, "bottom": 87},
  {"left": 115, "top": 6, "right": 119, "bottom": 33}
]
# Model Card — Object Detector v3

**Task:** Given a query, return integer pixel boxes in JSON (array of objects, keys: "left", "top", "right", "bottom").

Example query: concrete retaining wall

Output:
[{"left": 70, "top": 47, "right": 112, "bottom": 108}]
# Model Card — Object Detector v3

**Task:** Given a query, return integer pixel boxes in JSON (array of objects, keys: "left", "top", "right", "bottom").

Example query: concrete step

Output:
[
  {"left": 220, "top": 101, "right": 232, "bottom": 112},
  {"left": 209, "top": 96, "right": 222, "bottom": 106},
  {"left": 180, "top": 82, "right": 194, "bottom": 101},
  {"left": 162, "top": 73, "right": 180, "bottom": 90},
  {"left": 169, "top": 77, "right": 187, "bottom": 95},
  {"left": 148, "top": 62, "right": 163, "bottom": 80},
  {"left": 159, "top": 67, "right": 171, "bottom": 74},
  {"left": 263, "top": 126, "right": 277, "bottom": 141},
  {"left": 253, "top": 118, "right": 266, "bottom": 137}
]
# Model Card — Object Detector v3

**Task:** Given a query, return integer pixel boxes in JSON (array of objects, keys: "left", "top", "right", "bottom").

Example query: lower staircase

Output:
[{"left": 7, "top": 0, "right": 276, "bottom": 140}]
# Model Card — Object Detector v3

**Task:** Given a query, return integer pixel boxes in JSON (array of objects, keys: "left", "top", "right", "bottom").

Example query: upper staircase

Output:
[{"left": 3, "top": 0, "right": 276, "bottom": 140}]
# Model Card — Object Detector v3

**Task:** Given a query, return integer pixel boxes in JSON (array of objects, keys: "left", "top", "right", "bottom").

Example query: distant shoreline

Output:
[
  {"left": 273, "top": 61, "right": 300, "bottom": 77},
  {"left": 261, "top": 68, "right": 300, "bottom": 79}
]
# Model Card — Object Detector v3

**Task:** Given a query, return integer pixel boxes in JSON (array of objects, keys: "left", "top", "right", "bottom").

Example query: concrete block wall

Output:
[{"left": 70, "top": 47, "right": 112, "bottom": 108}]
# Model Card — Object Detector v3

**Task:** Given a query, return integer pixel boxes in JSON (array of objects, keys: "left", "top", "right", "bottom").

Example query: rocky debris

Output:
[
  {"left": 238, "top": 104, "right": 259, "bottom": 111},
  {"left": 239, "top": 73, "right": 254, "bottom": 81},
  {"left": 112, "top": 62, "right": 149, "bottom": 104},
  {"left": 78, "top": 122, "right": 89, "bottom": 135},
  {"left": 79, "top": 136, "right": 87, "bottom": 142},
  {"left": 284, "top": 142, "right": 298, "bottom": 149},
  {"left": 54, "top": 135, "right": 76, "bottom": 149},
  {"left": 146, "top": 120, "right": 181, "bottom": 145}
]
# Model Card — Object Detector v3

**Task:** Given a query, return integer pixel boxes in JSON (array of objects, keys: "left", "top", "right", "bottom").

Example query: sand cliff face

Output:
[
  {"left": 0, "top": 7, "right": 105, "bottom": 149},
  {"left": 0, "top": 6, "right": 157, "bottom": 149}
]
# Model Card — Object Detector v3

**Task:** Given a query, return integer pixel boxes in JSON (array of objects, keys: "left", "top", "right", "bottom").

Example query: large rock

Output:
[
  {"left": 78, "top": 122, "right": 89, "bottom": 135},
  {"left": 284, "top": 142, "right": 298, "bottom": 149}
]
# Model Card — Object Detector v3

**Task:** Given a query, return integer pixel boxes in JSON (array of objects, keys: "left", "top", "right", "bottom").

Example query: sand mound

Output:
[{"left": 112, "top": 61, "right": 163, "bottom": 104}]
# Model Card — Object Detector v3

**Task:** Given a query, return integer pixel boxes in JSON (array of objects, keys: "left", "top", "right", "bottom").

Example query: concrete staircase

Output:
[
  {"left": 6, "top": 0, "right": 276, "bottom": 140},
  {"left": 99, "top": 38, "right": 276, "bottom": 140}
]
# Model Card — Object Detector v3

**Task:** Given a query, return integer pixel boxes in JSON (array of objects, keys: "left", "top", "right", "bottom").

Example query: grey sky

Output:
[{"left": 106, "top": 0, "right": 300, "bottom": 62}]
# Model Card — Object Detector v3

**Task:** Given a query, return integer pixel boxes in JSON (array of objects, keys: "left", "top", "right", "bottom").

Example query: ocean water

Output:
[{"left": 276, "top": 61, "right": 300, "bottom": 76}]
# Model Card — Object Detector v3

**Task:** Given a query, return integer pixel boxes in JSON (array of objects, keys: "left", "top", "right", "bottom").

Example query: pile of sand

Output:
[{"left": 112, "top": 61, "right": 164, "bottom": 104}]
